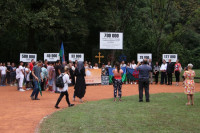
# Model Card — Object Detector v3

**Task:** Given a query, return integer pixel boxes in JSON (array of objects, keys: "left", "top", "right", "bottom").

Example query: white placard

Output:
[
  {"left": 163, "top": 54, "right": 178, "bottom": 62},
  {"left": 100, "top": 32, "right": 123, "bottom": 49},
  {"left": 20, "top": 53, "right": 37, "bottom": 62},
  {"left": 137, "top": 53, "right": 152, "bottom": 62},
  {"left": 44, "top": 53, "right": 60, "bottom": 62},
  {"left": 69, "top": 53, "right": 84, "bottom": 62}
]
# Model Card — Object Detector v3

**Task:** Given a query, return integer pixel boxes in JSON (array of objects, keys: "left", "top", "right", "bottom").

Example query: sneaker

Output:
[
  {"left": 134, "top": 82, "right": 137, "bottom": 85},
  {"left": 19, "top": 89, "right": 25, "bottom": 92},
  {"left": 10, "top": 85, "right": 13, "bottom": 86},
  {"left": 55, "top": 105, "right": 60, "bottom": 109},
  {"left": 131, "top": 82, "right": 133, "bottom": 85}
]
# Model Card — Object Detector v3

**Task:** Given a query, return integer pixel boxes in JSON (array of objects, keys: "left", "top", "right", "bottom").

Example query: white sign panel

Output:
[
  {"left": 163, "top": 54, "right": 178, "bottom": 62},
  {"left": 20, "top": 53, "right": 37, "bottom": 62},
  {"left": 137, "top": 53, "right": 152, "bottom": 62},
  {"left": 100, "top": 32, "right": 123, "bottom": 50},
  {"left": 69, "top": 53, "right": 84, "bottom": 62},
  {"left": 44, "top": 53, "right": 60, "bottom": 62}
]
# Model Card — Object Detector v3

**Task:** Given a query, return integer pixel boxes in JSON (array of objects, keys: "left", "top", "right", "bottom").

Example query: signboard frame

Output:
[
  {"left": 20, "top": 53, "right": 37, "bottom": 62},
  {"left": 44, "top": 53, "right": 60, "bottom": 62},
  {"left": 137, "top": 53, "right": 152, "bottom": 62},
  {"left": 100, "top": 32, "right": 123, "bottom": 50},
  {"left": 162, "top": 54, "right": 178, "bottom": 62},
  {"left": 69, "top": 53, "right": 84, "bottom": 62}
]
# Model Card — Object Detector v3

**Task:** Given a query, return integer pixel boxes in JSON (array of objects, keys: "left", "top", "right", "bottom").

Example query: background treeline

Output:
[{"left": 0, "top": 0, "right": 200, "bottom": 67}]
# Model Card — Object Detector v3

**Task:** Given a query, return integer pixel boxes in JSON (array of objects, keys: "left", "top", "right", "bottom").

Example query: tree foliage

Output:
[{"left": 0, "top": 0, "right": 200, "bottom": 67}]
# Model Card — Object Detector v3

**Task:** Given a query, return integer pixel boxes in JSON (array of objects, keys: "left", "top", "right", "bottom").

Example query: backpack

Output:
[{"left": 56, "top": 74, "right": 66, "bottom": 88}]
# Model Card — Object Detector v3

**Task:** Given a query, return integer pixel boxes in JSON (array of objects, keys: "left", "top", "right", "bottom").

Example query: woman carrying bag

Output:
[{"left": 55, "top": 67, "right": 74, "bottom": 109}]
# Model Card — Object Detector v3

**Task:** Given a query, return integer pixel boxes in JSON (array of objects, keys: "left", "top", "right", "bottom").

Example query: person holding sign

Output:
[
  {"left": 112, "top": 62, "right": 123, "bottom": 102},
  {"left": 136, "top": 59, "right": 152, "bottom": 102},
  {"left": 30, "top": 61, "right": 43, "bottom": 100},
  {"left": 160, "top": 60, "right": 168, "bottom": 85},
  {"left": 183, "top": 64, "right": 195, "bottom": 105},
  {"left": 174, "top": 60, "right": 182, "bottom": 86}
]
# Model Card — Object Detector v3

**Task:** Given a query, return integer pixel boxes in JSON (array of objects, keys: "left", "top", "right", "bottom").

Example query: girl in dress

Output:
[{"left": 183, "top": 64, "right": 195, "bottom": 105}]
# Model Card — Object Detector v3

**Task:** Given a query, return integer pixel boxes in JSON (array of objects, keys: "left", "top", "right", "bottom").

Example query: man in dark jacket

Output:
[{"left": 167, "top": 59, "right": 174, "bottom": 85}]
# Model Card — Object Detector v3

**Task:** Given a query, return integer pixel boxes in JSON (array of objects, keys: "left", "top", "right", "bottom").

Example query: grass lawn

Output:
[{"left": 40, "top": 93, "right": 200, "bottom": 133}]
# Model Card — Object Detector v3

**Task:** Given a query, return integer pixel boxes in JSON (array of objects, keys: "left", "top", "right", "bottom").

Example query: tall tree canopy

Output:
[{"left": 0, "top": 0, "right": 200, "bottom": 67}]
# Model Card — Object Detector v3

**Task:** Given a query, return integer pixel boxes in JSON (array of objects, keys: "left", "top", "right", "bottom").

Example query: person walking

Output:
[
  {"left": 74, "top": 61, "right": 86, "bottom": 102},
  {"left": 174, "top": 60, "right": 182, "bottom": 86},
  {"left": 55, "top": 67, "right": 74, "bottom": 109},
  {"left": 160, "top": 60, "right": 168, "bottom": 85},
  {"left": 30, "top": 61, "right": 43, "bottom": 100},
  {"left": 136, "top": 59, "right": 152, "bottom": 102},
  {"left": 112, "top": 62, "right": 123, "bottom": 101},
  {"left": 183, "top": 64, "right": 195, "bottom": 105},
  {"left": 167, "top": 59, "right": 174, "bottom": 85},
  {"left": 154, "top": 62, "right": 160, "bottom": 84}
]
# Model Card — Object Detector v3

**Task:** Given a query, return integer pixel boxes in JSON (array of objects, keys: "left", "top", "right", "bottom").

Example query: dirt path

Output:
[{"left": 0, "top": 83, "right": 200, "bottom": 133}]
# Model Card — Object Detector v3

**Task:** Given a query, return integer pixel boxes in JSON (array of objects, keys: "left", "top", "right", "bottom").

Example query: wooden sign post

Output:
[{"left": 95, "top": 52, "right": 104, "bottom": 64}]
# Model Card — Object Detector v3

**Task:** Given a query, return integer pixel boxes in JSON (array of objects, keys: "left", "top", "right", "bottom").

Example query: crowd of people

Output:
[{"left": 0, "top": 58, "right": 196, "bottom": 106}]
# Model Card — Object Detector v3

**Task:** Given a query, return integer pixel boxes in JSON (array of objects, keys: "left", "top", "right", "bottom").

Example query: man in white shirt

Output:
[
  {"left": 0, "top": 63, "right": 7, "bottom": 86},
  {"left": 160, "top": 60, "right": 168, "bottom": 85},
  {"left": 130, "top": 60, "right": 137, "bottom": 69},
  {"left": 120, "top": 61, "right": 126, "bottom": 67},
  {"left": 93, "top": 63, "right": 99, "bottom": 69}
]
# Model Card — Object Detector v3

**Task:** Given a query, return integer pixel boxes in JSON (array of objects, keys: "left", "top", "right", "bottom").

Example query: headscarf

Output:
[{"left": 77, "top": 61, "right": 84, "bottom": 72}]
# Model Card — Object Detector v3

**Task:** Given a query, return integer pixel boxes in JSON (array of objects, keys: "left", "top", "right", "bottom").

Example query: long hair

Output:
[{"left": 115, "top": 62, "right": 120, "bottom": 73}]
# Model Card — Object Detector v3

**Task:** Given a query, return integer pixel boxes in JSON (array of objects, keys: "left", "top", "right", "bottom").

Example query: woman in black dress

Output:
[{"left": 74, "top": 61, "right": 86, "bottom": 102}]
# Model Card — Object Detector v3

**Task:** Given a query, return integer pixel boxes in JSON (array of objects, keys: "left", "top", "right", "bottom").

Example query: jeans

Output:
[
  {"left": 6, "top": 73, "right": 11, "bottom": 84},
  {"left": 31, "top": 81, "right": 40, "bottom": 99},
  {"left": 1, "top": 74, "right": 6, "bottom": 85},
  {"left": 139, "top": 79, "right": 149, "bottom": 101}
]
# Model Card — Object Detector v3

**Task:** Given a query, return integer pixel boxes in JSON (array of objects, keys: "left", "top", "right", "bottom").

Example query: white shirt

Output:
[
  {"left": 16, "top": 68, "right": 20, "bottom": 79},
  {"left": 105, "top": 65, "right": 112, "bottom": 68},
  {"left": 19, "top": 65, "right": 24, "bottom": 78},
  {"left": 160, "top": 63, "right": 167, "bottom": 71},
  {"left": 130, "top": 64, "right": 137, "bottom": 69},
  {"left": 93, "top": 66, "right": 99, "bottom": 69},
  {"left": 120, "top": 64, "right": 126, "bottom": 67},
  {"left": 0, "top": 66, "right": 7, "bottom": 75},
  {"left": 57, "top": 74, "right": 71, "bottom": 92},
  {"left": 25, "top": 68, "right": 31, "bottom": 81}
]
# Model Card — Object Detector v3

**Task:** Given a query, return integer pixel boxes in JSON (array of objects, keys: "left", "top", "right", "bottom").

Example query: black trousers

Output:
[
  {"left": 139, "top": 79, "right": 149, "bottom": 101},
  {"left": 167, "top": 73, "right": 172, "bottom": 85},
  {"left": 175, "top": 71, "right": 180, "bottom": 82},
  {"left": 161, "top": 72, "right": 167, "bottom": 84},
  {"left": 113, "top": 79, "right": 122, "bottom": 98},
  {"left": 154, "top": 72, "right": 159, "bottom": 84},
  {"left": 55, "top": 91, "right": 71, "bottom": 106},
  {"left": 6, "top": 73, "right": 11, "bottom": 84},
  {"left": 41, "top": 78, "right": 46, "bottom": 91}
]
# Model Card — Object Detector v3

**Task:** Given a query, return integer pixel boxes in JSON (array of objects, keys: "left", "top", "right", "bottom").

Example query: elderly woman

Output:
[{"left": 183, "top": 63, "right": 195, "bottom": 105}]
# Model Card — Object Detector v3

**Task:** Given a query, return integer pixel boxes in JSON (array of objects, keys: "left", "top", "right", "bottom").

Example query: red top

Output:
[
  {"left": 114, "top": 76, "right": 122, "bottom": 80},
  {"left": 175, "top": 63, "right": 181, "bottom": 71},
  {"left": 29, "top": 62, "right": 33, "bottom": 71}
]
